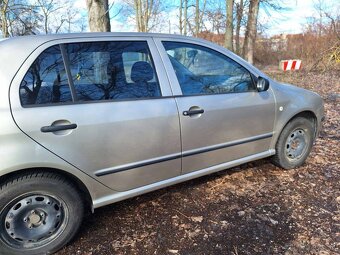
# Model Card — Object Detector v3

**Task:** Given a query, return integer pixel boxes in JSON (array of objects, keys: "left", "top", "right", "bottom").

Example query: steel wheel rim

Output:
[
  {"left": 1, "top": 193, "right": 69, "bottom": 250},
  {"left": 285, "top": 128, "right": 308, "bottom": 162}
]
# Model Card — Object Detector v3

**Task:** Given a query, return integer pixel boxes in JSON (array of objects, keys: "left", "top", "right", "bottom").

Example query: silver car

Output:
[{"left": 0, "top": 33, "right": 324, "bottom": 255}]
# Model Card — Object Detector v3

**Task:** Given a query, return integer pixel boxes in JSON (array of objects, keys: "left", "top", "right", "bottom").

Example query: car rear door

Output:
[
  {"left": 155, "top": 38, "right": 275, "bottom": 174},
  {"left": 10, "top": 37, "right": 181, "bottom": 191}
]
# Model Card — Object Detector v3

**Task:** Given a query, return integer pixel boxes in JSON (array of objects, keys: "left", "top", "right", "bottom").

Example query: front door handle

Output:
[
  {"left": 183, "top": 109, "right": 204, "bottom": 116},
  {"left": 41, "top": 123, "right": 77, "bottom": 133}
]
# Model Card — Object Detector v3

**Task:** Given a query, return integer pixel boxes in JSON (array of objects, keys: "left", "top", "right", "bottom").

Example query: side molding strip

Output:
[
  {"left": 182, "top": 133, "right": 273, "bottom": 157},
  {"left": 95, "top": 153, "right": 182, "bottom": 177},
  {"left": 95, "top": 133, "right": 273, "bottom": 177}
]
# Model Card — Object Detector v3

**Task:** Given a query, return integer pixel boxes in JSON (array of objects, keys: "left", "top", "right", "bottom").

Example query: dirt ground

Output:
[{"left": 57, "top": 70, "right": 339, "bottom": 255}]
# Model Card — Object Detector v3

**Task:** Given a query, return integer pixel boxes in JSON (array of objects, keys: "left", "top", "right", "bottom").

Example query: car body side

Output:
[{"left": 0, "top": 33, "right": 324, "bottom": 211}]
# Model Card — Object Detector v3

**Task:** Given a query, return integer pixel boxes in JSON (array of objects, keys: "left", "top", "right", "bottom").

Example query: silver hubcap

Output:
[
  {"left": 1, "top": 194, "right": 68, "bottom": 249},
  {"left": 285, "top": 128, "right": 308, "bottom": 161}
]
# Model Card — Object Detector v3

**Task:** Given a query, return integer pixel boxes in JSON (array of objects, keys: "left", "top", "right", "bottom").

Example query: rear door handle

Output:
[
  {"left": 41, "top": 123, "right": 77, "bottom": 133},
  {"left": 183, "top": 109, "right": 204, "bottom": 116}
]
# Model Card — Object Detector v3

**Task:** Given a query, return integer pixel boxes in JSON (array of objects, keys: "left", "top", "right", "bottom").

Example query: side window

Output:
[
  {"left": 162, "top": 41, "right": 254, "bottom": 96},
  {"left": 20, "top": 45, "right": 72, "bottom": 106},
  {"left": 65, "top": 41, "right": 161, "bottom": 101}
]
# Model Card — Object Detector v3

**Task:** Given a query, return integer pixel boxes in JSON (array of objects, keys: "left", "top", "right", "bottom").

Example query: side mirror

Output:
[{"left": 257, "top": 77, "right": 270, "bottom": 92}]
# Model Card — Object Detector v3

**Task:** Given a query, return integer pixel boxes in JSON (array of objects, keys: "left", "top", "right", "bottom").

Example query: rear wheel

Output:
[
  {"left": 0, "top": 172, "right": 84, "bottom": 255},
  {"left": 272, "top": 117, "right": 315, "bottom": 169}
]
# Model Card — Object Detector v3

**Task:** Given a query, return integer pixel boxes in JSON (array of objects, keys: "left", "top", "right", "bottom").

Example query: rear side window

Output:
[
  {"left": 20, "top": 45, "right": 72, "bottom": 106},
  {"left": 65, "top": 41, "right": 161, "bottom": 101}
]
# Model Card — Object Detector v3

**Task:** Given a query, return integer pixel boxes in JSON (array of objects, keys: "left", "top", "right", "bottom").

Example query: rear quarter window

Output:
[{"left": 20, "top": 45, "right": 72, "bottom": 106}]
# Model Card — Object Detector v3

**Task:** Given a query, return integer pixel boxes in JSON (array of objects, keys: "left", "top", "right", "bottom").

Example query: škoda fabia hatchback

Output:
[{"left": 0, "top": 33, "right": 324, "bottom": 254}]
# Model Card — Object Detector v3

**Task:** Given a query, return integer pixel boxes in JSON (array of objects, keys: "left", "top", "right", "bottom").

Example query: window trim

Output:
[
  {"left": 19, "top": 40, "right": 164, "bottom": 108},
  {"left": 162, "top": 41, "right": 257, "bottom": 96},
  {"left": 19, "top": 92, "right": 261, "bottom": 108},
  {"left": 19, "top": 95, "right": 173, "bottom": 108}
]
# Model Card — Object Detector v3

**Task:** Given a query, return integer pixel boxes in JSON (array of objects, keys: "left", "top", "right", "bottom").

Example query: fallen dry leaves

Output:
[{"left": 57, "top": 70, "right": 339, "bottom": 255}]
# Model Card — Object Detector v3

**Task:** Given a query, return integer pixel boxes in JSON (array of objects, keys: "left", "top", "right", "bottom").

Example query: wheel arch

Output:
[
  {"left": 288, "top": 111, "right": 317, "bottom": 134},
  {"left": 0, "top": 167, "right": 93, "bottom": 213},
  {"left": 272, "top": 110, "right": 318, "bottom": 149}
]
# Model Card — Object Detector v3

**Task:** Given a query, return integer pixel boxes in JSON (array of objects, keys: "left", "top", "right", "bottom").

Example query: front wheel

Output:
[
  {"left": 272, "top": 117, "right": 315, "bottom": 169},
  {"left": 0, "top": 172, "right": 84, "bottom": 255}
]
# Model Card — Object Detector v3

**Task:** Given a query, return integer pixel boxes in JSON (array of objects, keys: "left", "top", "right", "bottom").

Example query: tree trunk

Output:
[
  {"left": 138, "top": 0, "right": 144, "bottom": 31},
  {"left": 179, "top": 0, "right": 183, "bottom": 34},
  {"left": 134, "top": 0, "right": 156, "bottom": 32},
  {"left": 144, "top": 0, "right": 150, "bottom": 31},
  {"left": 86, "top": 0, "right": 111, "bottom": 32},
  {"left": 0, "top": 0, "right": 10, "bottom": 37},
  {"left": 184, "top": 0, "right": 187, "bottom": 35},
  {"left": 243, "top": 0, "right": 260, "bottom": 64},
  {"left": 134, "top": 0, "right": 140, "bottom": 31},
  {"left": 199, "top": 0, "right": 207, "bottom": 32},
  {"left": 195, "top": 0, "right": 199, "bottom": 36},
  {"left": 136, "top": 0, "right": 143, "bottom": 32},
  {"left": 224, "top": 0, "right": 234, "bottom": 50},
  {"left": 235, "top": 0, "right": 243, "bottom": 55},
  {"left": 43, "top": 11, "right": 48, "bottom": 34}
]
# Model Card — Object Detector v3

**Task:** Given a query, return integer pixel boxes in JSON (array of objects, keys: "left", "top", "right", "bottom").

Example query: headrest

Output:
[{"left": 131, "top": 61, "right": 154, "bottom": 82}]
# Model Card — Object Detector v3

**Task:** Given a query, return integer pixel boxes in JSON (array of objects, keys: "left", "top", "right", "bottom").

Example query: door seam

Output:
[{"left": 152, "top": 36, "right": 184, "bottom": 174}]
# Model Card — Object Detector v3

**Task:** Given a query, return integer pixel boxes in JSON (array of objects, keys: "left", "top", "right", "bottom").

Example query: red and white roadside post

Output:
[{"left": 279, "top": 59, "right": 302, "bottom": 71}]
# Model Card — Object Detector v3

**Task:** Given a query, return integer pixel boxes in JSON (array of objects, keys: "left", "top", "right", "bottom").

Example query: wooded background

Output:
[{"left": 0, "top": 0, "right": 339, "bottom": 69}]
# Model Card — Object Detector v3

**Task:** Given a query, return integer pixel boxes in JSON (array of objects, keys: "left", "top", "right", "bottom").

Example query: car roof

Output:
[{"left": 0, "top": 32, "right": 209, "bottom": 45}]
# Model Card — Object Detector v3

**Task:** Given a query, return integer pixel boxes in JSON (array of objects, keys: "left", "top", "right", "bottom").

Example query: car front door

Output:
[
  {"left": 10, "top": 37, "right": 181, "bottom": 191},
  {"left": 156, "top": 39, "right": 275, "bottom": 174}
]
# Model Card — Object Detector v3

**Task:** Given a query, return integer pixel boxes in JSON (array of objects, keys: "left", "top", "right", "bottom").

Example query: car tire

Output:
[
  {"left": 272, "top": 117, "right": 315, "bottom": 169},
  {"left": 0, "top": 171, "right": 84, "bottom": 255}
]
